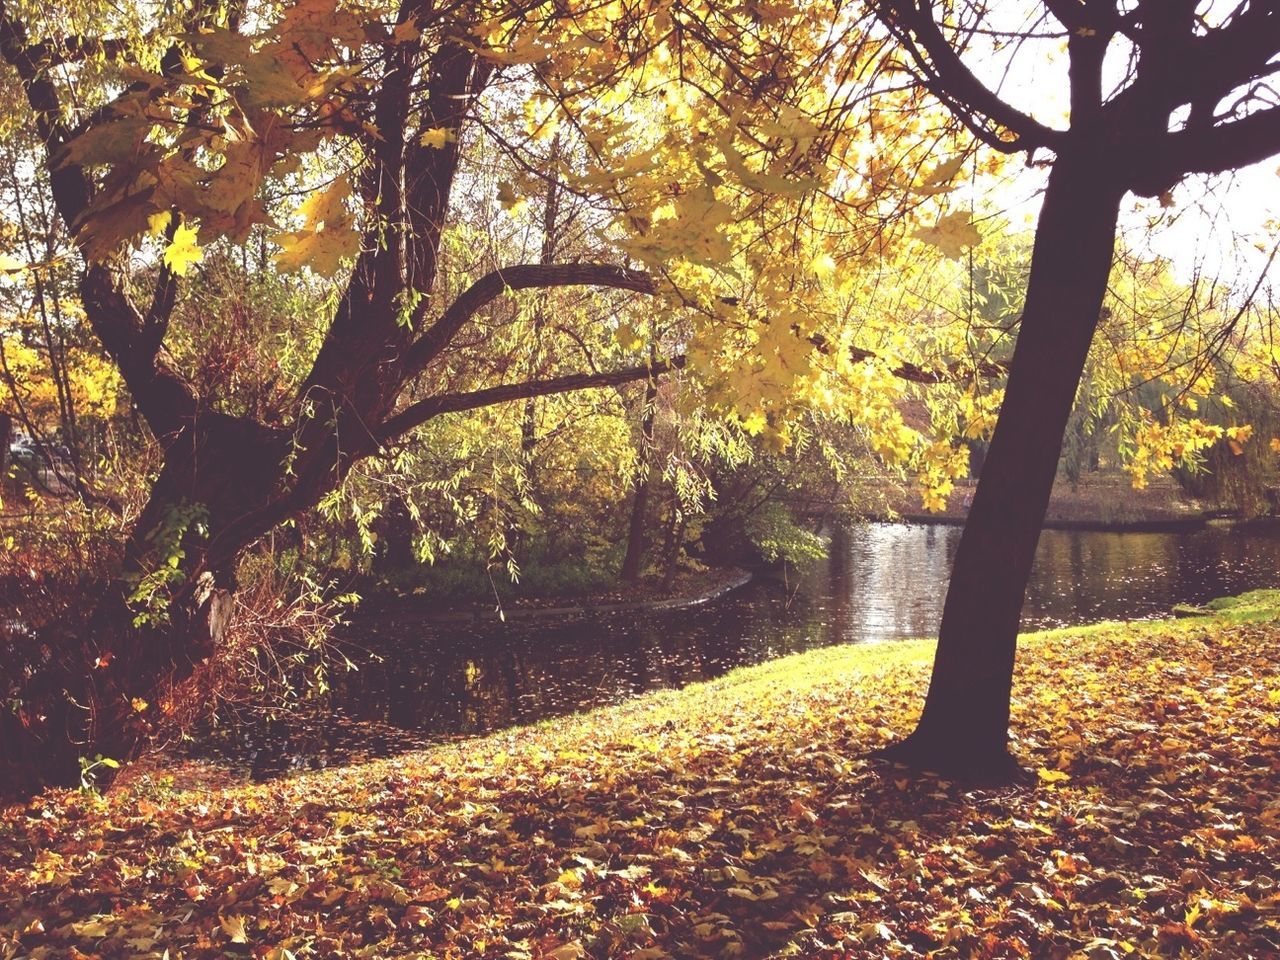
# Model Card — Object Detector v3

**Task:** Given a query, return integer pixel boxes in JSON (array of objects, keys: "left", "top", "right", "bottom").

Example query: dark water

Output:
[{"left": 219, "top": 522, "right": 1280, "bottom": 776}]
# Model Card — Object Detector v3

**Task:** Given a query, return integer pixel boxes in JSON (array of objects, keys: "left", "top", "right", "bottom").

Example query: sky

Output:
[{"left": 954, "top": 1, "right": 1278, "bottom": 293}]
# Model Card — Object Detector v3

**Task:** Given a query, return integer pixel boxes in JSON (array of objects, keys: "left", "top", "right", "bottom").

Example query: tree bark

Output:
[
  {"left": 877, "top": 150, "right": 1124, "bottom": 779},
  {"left": 0, "top": 409, "right": 10, "bottom": 474},
  {"left": 620, "top": 375, "right": 658, "bottom": 582},
  {"left": 0, "top": 411, "right": 287, "bottom": 792}
]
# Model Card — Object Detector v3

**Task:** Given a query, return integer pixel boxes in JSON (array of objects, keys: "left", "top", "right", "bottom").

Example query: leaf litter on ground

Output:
[{"left": 2, "top": 591, "right": 1279, "bottom": 959}]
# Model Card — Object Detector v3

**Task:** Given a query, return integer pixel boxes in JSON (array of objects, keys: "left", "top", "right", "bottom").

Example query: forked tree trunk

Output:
[{"left": 877, "top": 151, "right": 1125, "bottom": 779}]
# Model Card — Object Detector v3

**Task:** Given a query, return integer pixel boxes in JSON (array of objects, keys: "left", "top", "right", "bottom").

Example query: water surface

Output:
[{"left": 216, "top": 522, "right": 1280, "bottom": 775}]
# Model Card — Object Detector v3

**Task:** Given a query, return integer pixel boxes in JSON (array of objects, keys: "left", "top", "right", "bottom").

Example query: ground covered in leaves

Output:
[{"left": 3, "top": 592, "right": 1280, "bottom": 959}]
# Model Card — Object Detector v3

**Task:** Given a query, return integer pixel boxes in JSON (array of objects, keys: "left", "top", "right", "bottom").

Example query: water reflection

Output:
[{"left": 208, "top": 522, "right": 1280, "bottom": 776}]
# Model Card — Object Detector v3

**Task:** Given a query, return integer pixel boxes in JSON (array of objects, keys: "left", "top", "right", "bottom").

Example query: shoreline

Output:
[
  {"left": 887, "top": 511, "right": 1267, "bottom": 532},
  {"left": 361, "top": 565, "right": 755, "bottom": 624},
  {"left": 840, "top": 473, "right": 1273, "bottom": 532}
]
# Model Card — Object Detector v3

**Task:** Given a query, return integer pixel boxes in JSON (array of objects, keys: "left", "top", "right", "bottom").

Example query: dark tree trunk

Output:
[
  {"left": 0, "top": 412, "right": 289, "bottom": 792},
  {"left": 877, "top": 152, "right": 1124, "bottom": 779},
  {"left": 0, "top": 409, "right": 10, "bottom": 474},
  {"left": 372, "top": 497, "right": 415, "bottom": 576},
  {"left": 620, "top": 377, "right": 658, "bottom": 582}
]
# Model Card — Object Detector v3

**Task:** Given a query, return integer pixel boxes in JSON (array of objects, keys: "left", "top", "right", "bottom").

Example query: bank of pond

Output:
[{"left": 194, "top": 521, "right": 1280, "bottom": 778}]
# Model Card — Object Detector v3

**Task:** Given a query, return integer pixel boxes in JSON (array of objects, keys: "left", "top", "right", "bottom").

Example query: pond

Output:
[{"left": 211, "top": 521, "right": 1280, "bottom": 776}]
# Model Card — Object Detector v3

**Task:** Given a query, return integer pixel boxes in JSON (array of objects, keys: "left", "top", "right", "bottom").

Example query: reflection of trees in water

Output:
[
  {"left": 337, "top": 524, "right": 1280, "bottom": 740},
  {"left": 836, "top": 524, "right": 958, "bottom": 642},
  {"left": 1024, "top": 532, "right": 1179, "bottom": 626},
  {"left": 1024, "top": 527, "right": 1280, "bottom": 627}
]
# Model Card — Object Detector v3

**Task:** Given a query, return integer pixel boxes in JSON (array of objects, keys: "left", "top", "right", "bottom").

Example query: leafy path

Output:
[{"left": 3, "top": 594, "right": 1280, "bottom": 959}]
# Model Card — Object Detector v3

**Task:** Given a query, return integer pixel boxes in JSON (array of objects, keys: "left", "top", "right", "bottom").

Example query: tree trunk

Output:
[
  {"left": 877, "top": 152, "right": 1124, "bottom": 779},
  {"left": 0, "top": 409, "right": 10, "bottom": 474},
  {"left": 620, "top": 376, "right": 658, "bottom": 582},
  {"left": 0, "top": 412, "right": 288, "bottom": 793}
]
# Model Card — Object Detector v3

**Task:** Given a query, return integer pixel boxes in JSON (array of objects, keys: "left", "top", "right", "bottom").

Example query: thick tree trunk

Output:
[
  {"left": 877, "top": 152, "right": 1124, "bottom": 779},
  {"left": 0, "top": 412, "right": 288, "bottom": 793}
]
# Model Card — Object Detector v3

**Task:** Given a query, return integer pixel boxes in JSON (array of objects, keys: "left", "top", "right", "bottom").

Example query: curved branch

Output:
[
  {"left": 0, "top": 2, "right": 92, "bottom": 222},
  {"left": 875, "top": 0, "right": 1065, "bottom": 153},
  {"left": 0, "top": 1, "right": 196, "bottom": 440},
  {"left": 402, "top": 262, "right": 656, "bottom": 381},
  {"left": 379, "top": 355, "right": 685, "bottom": 442}
]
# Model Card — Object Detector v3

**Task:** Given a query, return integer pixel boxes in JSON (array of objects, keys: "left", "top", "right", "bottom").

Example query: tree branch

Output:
[
  {"left": 0, "top": 1, "right": 92, "bottom": 222},
  {"left": 295, "top": 31, "right": 477, "bottom": 430},
  {"left": 0, "top": 1, "right": 196, "bottom": 440},
  {"left": 402, "top": 262, "right": 656, "bottom": 382},
  {"left": 875, "top": 0, "right": 1065, "bottom": 153},
  {"left": 1129, "top": 104, "right": 1280, "bottom": 196},
  {"left": 832, "top": 338, "right": 1008, "bottom": 384},
  {"left": 26, "top": 34, "right": 135, "bottom": 66},
  {"left": 378, "top": 356, "right": 686, "bottom": 442}
]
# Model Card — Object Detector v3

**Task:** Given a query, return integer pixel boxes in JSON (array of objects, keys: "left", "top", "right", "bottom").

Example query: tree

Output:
[
  {"left": 0, "top": 0, "right": 686, "bottom": 789},
  {"left": 873, "top": 0, "right": 1280, "bottom": 777},
  {"left": 0, "top": 0, "right": 953, "bottom": 790}
]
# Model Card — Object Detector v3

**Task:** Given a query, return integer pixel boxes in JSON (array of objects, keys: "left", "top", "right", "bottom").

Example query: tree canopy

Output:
[{"left": 0, "top": 0, "right": 1277, "bottom": 789}]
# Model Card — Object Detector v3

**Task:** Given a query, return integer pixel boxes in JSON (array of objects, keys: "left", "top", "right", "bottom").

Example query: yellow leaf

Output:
[
  {"left": 811, "top": 252, "right": 837, "bottom": 279},
  {"left": 496, "top": 180, "right": 521, "bottom": 210},
  {"left": 221, "top": 914, "right": 249, "bottom": 944},
  {"left": 419, "top": 127, "right": 456, "bottom": 149},
  {"left": 147, "top": 211, "right": 172, "bottom": 237},
  {"left": 71, "top": 918, "right": 113, "bottom": 938},
  {"left": 296, "top": 178, "right": 352, "bottom": 230},
  {"left": 163, "top": 221, "right": 204, "bottom": 277},
  {"left": 478, "top": 34, "right": 551, "bottom": 65},
  {"left": 1037, "top": 768, "right": 1070, "bottom": 784},
  {"left": 913, "top": 211, "right": 981, "bottom": 259},
  {"left": 615, "top": 322, "right": 644, "bottom": 351},
  {"left": 273, "top": 224, "right": 360, "bottom": 276},
  {"left": 911, "top": 155, "right": 966, "bottom": 194},
  {"left": 0, "top": 254, "right": 24, "bottom": 274},
  {"left": 131, "top": 697, "right": 149, "bottom": 713},
  {"left": 60, "top": 117, "right": 153, "bottom": 167}
]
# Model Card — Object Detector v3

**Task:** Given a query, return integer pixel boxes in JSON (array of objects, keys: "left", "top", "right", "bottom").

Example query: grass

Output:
[{"left": 2, "top": 594, "right": 1279, "bottom": 958}]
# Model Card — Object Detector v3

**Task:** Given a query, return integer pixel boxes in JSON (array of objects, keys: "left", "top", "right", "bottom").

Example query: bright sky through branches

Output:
[{"left": 943, "top": 0, "right": 1278, "bottom": 291}]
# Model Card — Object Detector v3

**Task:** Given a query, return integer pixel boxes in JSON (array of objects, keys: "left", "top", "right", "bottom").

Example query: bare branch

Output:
[
  {"left": 875, "top": 0, "right": 1065, "bottom": 153},
  {"left": 1130, "top": 103, "right": 1280, "bottom": 196}
]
